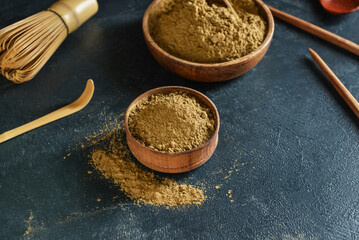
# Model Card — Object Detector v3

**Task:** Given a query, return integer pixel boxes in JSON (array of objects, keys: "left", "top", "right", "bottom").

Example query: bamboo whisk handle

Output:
[{"left": 49, "top": 0, "right": 99, "bottom": 34}]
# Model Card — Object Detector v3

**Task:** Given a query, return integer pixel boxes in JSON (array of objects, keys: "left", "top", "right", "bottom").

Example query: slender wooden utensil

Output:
[
  {"left": 309, "top": 49, "right": 359, "bottom": 118},
  {"left": 268, "top": 6, "right": 359, "bottom": 56},
  {"left": 0, "top": 79, "right": 95, "bottom": 144},
  {"left": 222, "top": 0, "right": 241, "bottom": 22}
]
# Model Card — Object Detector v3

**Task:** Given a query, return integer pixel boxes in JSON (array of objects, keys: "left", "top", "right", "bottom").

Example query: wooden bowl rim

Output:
[
  {"left": 124, "top": 86, "right": 220, "bottom": 156},
  {"left": 142, "top": 0, "right": 275, "bottom": 67}
]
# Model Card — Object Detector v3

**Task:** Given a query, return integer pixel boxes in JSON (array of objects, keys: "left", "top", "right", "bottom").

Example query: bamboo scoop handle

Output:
[
  {"left": 0, "top": 79, "right": 95, "bottom": 144},
  {"left": 268, "top": 6, "right": 359, "bottom": 56},
  {"left": 309, "top": 49, "right": 359, "bottom": 118}
]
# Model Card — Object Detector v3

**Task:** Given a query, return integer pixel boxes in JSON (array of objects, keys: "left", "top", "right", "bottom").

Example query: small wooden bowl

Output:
[
  {"left": 142, "top": 0, "right": 275, "bottom": 82},
  {"left": 124, "top": 86, "right": 220, "bottom": 173}
]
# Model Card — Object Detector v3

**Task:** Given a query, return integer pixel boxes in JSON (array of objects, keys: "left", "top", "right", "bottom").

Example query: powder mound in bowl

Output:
[
  {"left": 149, "top": 0, "right": 267, "bottom": 63},
  {"left": 128, "top": 91, "right": 216, "bottom": 153}
]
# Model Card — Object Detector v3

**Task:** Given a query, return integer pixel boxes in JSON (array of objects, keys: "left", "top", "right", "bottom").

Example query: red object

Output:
[{"left": 319, "top": 0, "right": 359, "bottom": 15}]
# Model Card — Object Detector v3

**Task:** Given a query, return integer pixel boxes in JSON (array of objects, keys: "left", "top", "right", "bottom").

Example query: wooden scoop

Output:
[
  {"left": 0, "top": 79, "right": 95, "bottom": 144},
  {"left": 319, "top": 0, "right": 359, "bottom": 15},
  {"left": 268, "top": 6, "right": 359, "bottom": 56}
]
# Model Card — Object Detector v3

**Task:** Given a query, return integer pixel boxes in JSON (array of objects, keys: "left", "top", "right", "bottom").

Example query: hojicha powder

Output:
[
  {"left": 92, "top": 150, "right": 206, "bottom": 206},
  {"left": 87, "top": 121, "right": 206, "bottom": 207},
  {"left": 149, "top": 0, "right": 267, "bottom": 63},
  {"left": 128, "top": 91, "right": 216, "bottom": 152}
]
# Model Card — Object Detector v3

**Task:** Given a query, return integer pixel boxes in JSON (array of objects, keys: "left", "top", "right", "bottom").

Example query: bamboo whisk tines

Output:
[
  {"left": 0, "top": 0, "right": 98, "bottom": 84},
  {"left": 0, "top": 12, "right": 67, "bottom": 83}
]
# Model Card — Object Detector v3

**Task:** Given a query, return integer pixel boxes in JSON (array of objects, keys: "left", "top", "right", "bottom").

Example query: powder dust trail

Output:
[
  {"left": 82, "top": 116, "right": 206, "bottom": 207},
  {"left": 92, "top": 150, "right": 206, "bottom": 207},
  {"left": 23, "top": 211, "right": 34, "bottom": 237},
  {"left": 23, "top": 211, "right": 45, "bottom": 238}
]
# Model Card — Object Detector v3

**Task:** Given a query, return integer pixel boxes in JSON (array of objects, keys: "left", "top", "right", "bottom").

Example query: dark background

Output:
[{"left": 1, "top": 0, "right": 359, "bottom": 239}]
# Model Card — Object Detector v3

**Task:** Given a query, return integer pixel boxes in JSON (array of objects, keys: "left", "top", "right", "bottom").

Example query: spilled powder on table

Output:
[
  {"left": 23, "top": 211, "right": 44, "bottom": 238},
  {"left": 223, "top": 189, "right": 234, "bottom": 203},
  {"left": 209, "top": 145, "right": 262, "bottom": 203},
  {"left": 92, "top": 150, "right": 206, "bottom": 206},
  {"left": 84, "top": 116, "right": 206, "bottom": 207},
  {"left": 23, "top": 211, "right": 34, "bottom": 237}
]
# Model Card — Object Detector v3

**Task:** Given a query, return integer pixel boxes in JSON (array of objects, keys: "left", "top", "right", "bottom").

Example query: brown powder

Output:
[
  {"left": 150, "top": 0, "right": 267, "bottom": 63},
  {"left": 92, "top": 150, "right": 206, "bottom": 206},
  {"left": 89, "top": 124, "right": 206, "bottom": 207},
  {"left": 128, "top": 91, "right": 215, "bottom": 152},
  {"left": 22, "top": 211, "right": 44, "bottom": 238},
  {"left": 23, "top": 211, "right": 34, "bottom": 237}
]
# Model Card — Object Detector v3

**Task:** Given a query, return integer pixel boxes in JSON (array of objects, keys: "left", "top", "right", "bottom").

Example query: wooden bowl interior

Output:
[
  {"left": 125, "top": 86, "right": 220, "bottom": 153},
  {"left": 124, "top": 86, "right": 220, "bottom": 173},
  {"left": 144, "top": 0, "right": 274, "bottom": 68}
]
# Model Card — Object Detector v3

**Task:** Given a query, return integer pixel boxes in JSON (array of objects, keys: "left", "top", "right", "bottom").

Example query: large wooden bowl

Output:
[
  {"left": 142, "top": 0, "right": 275, "bottom": 82},
  {"left": 124, "top": 86, "right": 220, "bottom": 173}
]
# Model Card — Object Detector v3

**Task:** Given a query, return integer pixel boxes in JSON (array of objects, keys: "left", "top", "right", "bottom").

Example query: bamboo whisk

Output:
[{"left": 0, "top": 0, "right": 98, "bottom": 84}]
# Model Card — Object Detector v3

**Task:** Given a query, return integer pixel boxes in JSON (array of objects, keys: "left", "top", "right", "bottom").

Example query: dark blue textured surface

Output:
[{"left": 1, "top": 0, "right": 359, "bottom": 239}]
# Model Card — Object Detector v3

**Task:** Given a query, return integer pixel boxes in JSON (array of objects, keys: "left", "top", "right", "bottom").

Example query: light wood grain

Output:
[
  {"left": 142, "top": 0, "right": 274, "bottom": 82},
  {"left": 309, "top": 49, "right": 359, "bottom": 118},
  {"left": 0, "top": 79, "right": 95, "bottom": 144},
  {"left": 268, "top": 6, "right": 359, "bottom": 56},
  {"left": 124, "top": 86, "right": 220, "bottom": 173}
]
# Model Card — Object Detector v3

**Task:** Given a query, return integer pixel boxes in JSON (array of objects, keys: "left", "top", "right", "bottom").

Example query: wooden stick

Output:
[
  {"left": 268, "top": 6, "right": 359, "bottom": 56},
  {"left": 223, "top": 0, "right": 241, "bottom": 22},
  {"left": 309, "top": 48, "right": 359, "bottom": 118},
  {"left": 0, "top": 79, "right": 95, "bottom": 144}
]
